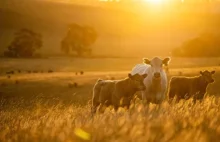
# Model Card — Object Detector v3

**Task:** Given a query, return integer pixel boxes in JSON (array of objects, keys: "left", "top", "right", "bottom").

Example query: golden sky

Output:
[{"left": 42, "top": 0, "right": 220, "bottom": 13}]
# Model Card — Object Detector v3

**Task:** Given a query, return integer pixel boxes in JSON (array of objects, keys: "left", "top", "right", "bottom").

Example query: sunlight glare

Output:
[{"left": 145, "top": 0, "right": 164, "bottom": 5}]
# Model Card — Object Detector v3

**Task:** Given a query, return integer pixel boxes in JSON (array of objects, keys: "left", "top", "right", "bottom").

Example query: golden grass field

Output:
[{"left": 1, "top": 57, "right": 220, "bottom": 142}]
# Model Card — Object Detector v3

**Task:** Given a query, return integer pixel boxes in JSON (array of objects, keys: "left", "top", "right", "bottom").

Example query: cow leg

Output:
[
  {"left": 194, "top": 92, "right": 204, "bottom": 103},
  {"left": 192, "top": 97, "right": 197, "bottom": 104},
  {"left": 91, "top": 93, "right": 100, "bottom": 114},
  {"left": 91, "top": 83, "right": 102, "bottom": 115},
  {"left": 168, "top": 88, "right": 176, "bottom": 103},
  {"left": 98, "top": 103, "right": 106, "bottom": 113},
  {"left": 111, "top": 92, "right": 119, "bottom": 112},
  {"left": 114, "top": 105, "right": 119, "bottom": 112},
  {"left": 125, "top": 104, "right": 130, "bottom": 110},
  {"left": 124, "top": 101, "right": 131, "bottom": 110},
  {"left": 168, "top": 89, "right": 175, "bottom": 100},
  {"left": 192, "top": 94, "right": 202, "bottom": 104},
  {"left": 91, "top": 102, "right": 100, "bottom": 114},
  {"left": 161, "top": 87, "right": 167, "bottom": 101},
  {"left": 156, "top": 92, "right": 164, "bottom": 104},
  {"left": 142, "top": 91, "right": 148, "bottom": 105}
]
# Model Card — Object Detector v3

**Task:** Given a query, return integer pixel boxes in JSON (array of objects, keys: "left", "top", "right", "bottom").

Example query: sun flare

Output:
[{"left": 145, "top": 0, "right": 164, "bottom": 5}]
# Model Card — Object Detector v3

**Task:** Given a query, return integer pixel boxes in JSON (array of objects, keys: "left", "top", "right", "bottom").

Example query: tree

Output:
[
  {"left": 61, "top": 23, "right": 98, "bottom": 56},
  {"left": 172, "top": 33, "right": 220, "bottom": 57},
  {"left": 4, "top": 28, "right": 43, "bottom": 58}
]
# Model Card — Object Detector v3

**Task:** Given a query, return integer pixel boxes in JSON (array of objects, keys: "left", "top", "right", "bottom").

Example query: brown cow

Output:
[
  {"left": 91, "top": 73, "right": 148, "bottom": 114},
  {"left": 167, "top": 70, "right": 215, "bottom": 102}
]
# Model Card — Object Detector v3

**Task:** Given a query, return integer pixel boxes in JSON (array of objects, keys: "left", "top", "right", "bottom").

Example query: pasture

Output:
[{"left": 1, "top": 57, "right": 220, "bottom": 142}]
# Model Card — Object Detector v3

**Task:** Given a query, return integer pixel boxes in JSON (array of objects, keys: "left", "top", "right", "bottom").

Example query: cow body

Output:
[
  {"left": 91, "top": 74, "right": 147, "bottom": 114},
  {"left": 168, "top": 70, "right": 215, "bottom": 102},
  {"left": 131, "top": 57, "right": 170, "bottom": 104}
]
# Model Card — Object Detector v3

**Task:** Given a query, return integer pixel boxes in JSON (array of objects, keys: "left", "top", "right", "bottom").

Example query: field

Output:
[{"left": 1, "top": 57, "right": 220, "bottom": 142}]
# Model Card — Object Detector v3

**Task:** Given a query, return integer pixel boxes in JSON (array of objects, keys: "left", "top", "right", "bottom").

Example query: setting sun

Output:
[{"left": 145, "top": 0, "right": 164, "bottom": 5}]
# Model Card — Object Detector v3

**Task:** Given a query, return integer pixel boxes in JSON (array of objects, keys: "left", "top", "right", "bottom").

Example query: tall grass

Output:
[{"left": 1, "top": 96, "right": 220, "bottom": 142}]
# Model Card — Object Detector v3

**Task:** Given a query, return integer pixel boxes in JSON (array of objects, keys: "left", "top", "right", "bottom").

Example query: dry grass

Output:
[
  {"left": 1, "top": 58, "right": 220, "bottom": 142},
  {"left": 0, "top": 97, "right": 220, "bottom": 142},
  {"left": 0, "top": 57, "right": 220, "bottom": 73}
]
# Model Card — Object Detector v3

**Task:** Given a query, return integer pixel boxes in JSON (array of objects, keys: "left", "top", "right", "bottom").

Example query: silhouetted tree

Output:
[
  {"left": 4, "top": 28, "right": 42, "bottom": 58},
  {"left": 61, "top": 23, "right": 98, "bottom": 56},
  {"left": 172, "top": 33, "right": 220, "bottom": 57}
]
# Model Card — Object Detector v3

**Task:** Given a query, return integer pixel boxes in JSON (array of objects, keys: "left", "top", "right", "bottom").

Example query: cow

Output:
[
  {"left": 80, "top": 71, "right": 84, "bottom": 75},
  {"left": 91, "top": 73, "right": 148, "bottom": 114},
  {"left": 48, "top": 69, "right": 54, "bottom": 73},
  {"left": 167, "top": 70, "right": 215, "bottom": 103},
  {"left": 131, "top": 57, "right": 171, "bottom": 104},
  {"left": 6, "top": 71, "right": 14, "bottom": 75}
]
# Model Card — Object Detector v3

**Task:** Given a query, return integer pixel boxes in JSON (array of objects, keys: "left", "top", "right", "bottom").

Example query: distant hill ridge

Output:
[{"left": 1, "top": 0, "right": 220, "bottom": 57}]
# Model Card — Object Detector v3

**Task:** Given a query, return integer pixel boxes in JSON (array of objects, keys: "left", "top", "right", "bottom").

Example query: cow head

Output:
[
  {"left": 143, "top": 57, "right": 170, "bottom": 80},
  {"left": 128, "top": 73, "right": 148, "bottom": 91},
  {"left": 200, "top": 70, "right": 215, "bottom": 83}
]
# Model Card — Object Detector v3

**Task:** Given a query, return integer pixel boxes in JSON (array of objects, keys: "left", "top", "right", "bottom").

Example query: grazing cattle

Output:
[
  {"left": 68, "top": 82, "right": 74, "bottom": 88},
  {"left": 91, "top": 73, "right": 148, "bottom": 114},
  {"left": 68, "top": 82, "right": 78, "bottom": 88},
  {"left": 15, "top": 80, "right": 19, "bottom": 84},
  {"left": 74, "top": 82, "right": 78, "bottom": 88},
  {"left": 80, "top": 71, "right": 84, "bottom": 75},
  {"left": 168, "top": 70, "right": 215, "bottom": 102},
  {"left": 6, "top": 71, "right": 14, "bottom": 74},
  {"left": 48, "top": 69, "right": 54, "bottom": 73},
  {"left": 178, "top": 71, "right": 183, "bottom": 76},
  {"left": 131, "top": 57, "right": 171, "bottom": 104}
]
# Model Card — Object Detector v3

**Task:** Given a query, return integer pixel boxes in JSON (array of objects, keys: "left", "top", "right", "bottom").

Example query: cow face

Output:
[
  {"left": 200, "top": 70, "right": 215, "bottom": 83},
  {"left": 143, "top": 57, "right": 170, "bottom": 79},
  {"left": 128, "top": 73, "right": 148, "bottom": 91}
]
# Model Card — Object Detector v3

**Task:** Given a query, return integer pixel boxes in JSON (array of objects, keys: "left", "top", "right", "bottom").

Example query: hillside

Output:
[{"left": 0, "top": 0, "right": 220, "bottom": 57}]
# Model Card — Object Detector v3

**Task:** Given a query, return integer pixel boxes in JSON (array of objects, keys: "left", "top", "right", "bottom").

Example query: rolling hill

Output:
[{"left": 0, "top": 0, "right": 220, "bottom": 57}]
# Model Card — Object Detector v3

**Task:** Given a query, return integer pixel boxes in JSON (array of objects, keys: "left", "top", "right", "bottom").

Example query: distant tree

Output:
[
  {"left": 4, "top": 28, "right": 42, "bottom": 58},
  {"left": 61, "top": 23, "right": 98, "bottom": 56},
  {"left": 172, "top": 33, "right": 220, "bottom": 57}
]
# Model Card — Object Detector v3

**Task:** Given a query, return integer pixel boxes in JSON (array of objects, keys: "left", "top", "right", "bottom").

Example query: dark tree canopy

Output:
[
  {"left": 172, "top": 33, "right": 220, "bottom": 57},
  {"left": 4, "top": 28, "right": 42, "bottom": 58},
  {"left": 61, "top": 23, "right": 98, "bottom": 56}
]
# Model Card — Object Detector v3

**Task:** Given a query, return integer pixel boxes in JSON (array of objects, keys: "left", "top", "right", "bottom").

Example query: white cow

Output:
[{"left": 131, "top": 57, "right": 171, "bottom": 104}]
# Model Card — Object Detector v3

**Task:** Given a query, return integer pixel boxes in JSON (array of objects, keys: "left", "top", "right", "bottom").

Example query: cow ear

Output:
[
  {"left": 128, "top": 73, "right": 133, "bottom": 79},
  {"left": 211, "top": 71, "right": 216, "bottom": 74},
  {"left": 143, "top": 58, "right": 151, "bottom": 64},
  {"left": 163, "top": 57, "right": 170, "bottom": 66},
  {"left": 142, "top": 74, "right": 148, "bottom": 78},
  {"left": 200, "top": 71, "right": 204, "bottom": 75}
]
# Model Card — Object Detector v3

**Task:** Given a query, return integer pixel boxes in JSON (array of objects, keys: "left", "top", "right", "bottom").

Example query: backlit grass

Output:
[{"left": 1, "top": 96, "right": 220, "bottom": 142}]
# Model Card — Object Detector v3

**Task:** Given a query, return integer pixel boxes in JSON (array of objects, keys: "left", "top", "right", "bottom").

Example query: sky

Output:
[{"left": 39, "top": 0, "right": 220, "bottom": 13}]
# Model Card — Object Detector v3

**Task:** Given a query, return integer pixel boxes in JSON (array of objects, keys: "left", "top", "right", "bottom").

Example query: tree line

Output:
[
  {"left": 4, "top": 26, "right": 220, "bottom": 58},
  {"left": 4, "top": 23, "right": 98, "bottom": 58},
  {"left": 172, "top": 33, "right": 220, "bottom": 57}
]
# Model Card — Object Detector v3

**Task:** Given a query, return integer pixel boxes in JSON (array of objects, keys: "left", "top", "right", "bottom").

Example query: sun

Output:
[{"left": 145, "top": 0, "right": 164, "bottom": 5}]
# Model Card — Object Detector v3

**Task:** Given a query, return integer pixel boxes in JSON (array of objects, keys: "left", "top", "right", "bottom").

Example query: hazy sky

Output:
[{"left": 37, "top": 0, "right": 220, "bottom": 13}]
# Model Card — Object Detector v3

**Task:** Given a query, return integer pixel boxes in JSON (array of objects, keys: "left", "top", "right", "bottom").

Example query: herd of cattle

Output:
[{"left": 91, "top": 57, "right": 216, "bottom": 114}]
